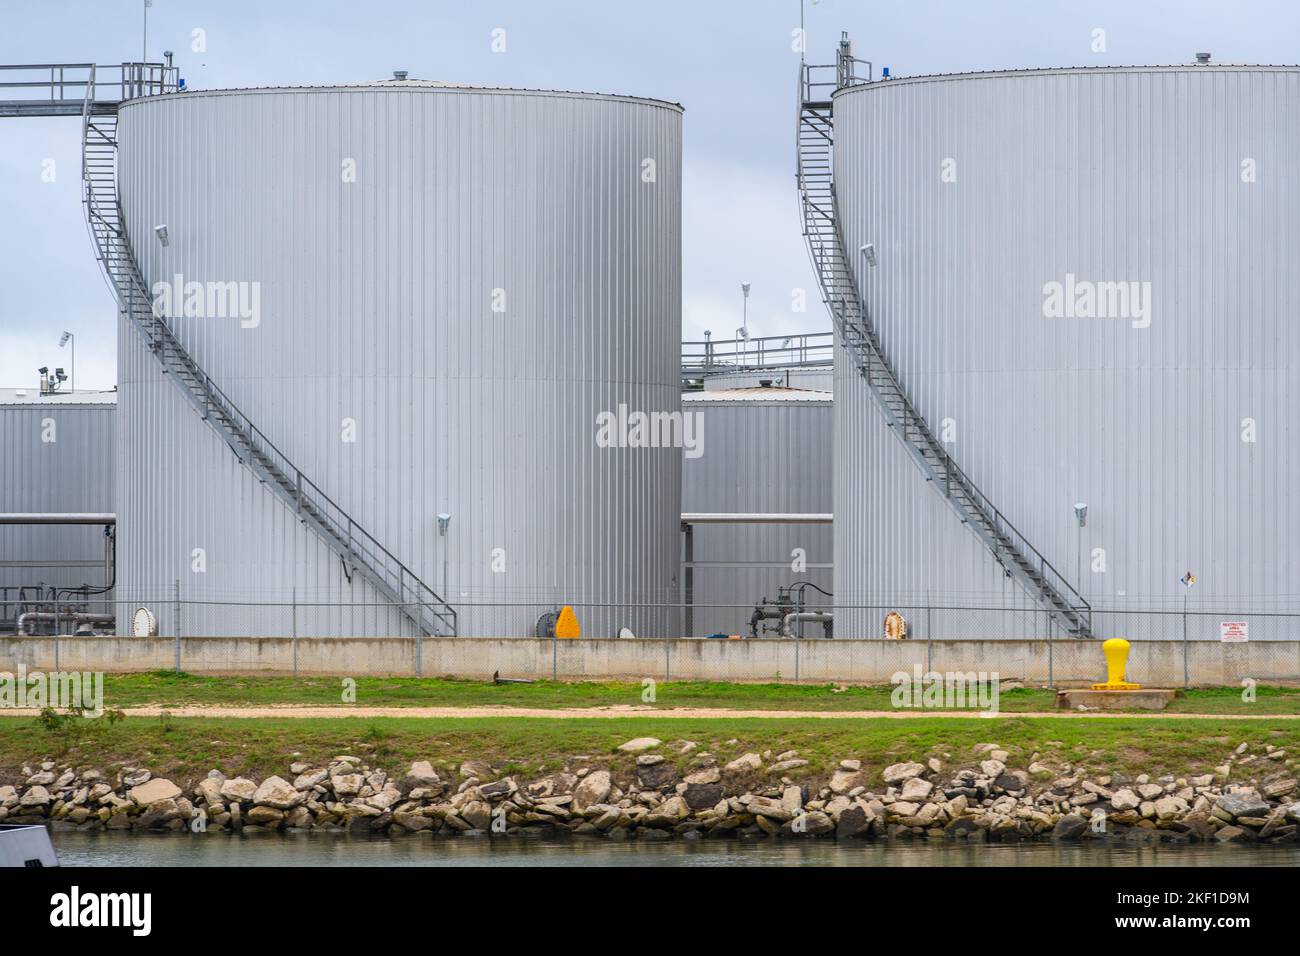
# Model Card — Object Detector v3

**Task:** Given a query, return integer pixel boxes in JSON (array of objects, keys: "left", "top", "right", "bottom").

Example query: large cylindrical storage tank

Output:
[
  {"left": 114, "top": 80, "right": 682, "bottom": 638},
  {"left": 833, "top": 65, "right": 1300, "bottom": 641}
]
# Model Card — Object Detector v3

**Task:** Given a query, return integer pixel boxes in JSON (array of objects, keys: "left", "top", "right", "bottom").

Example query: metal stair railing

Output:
[
  {"left": 796, "top": 53, "right": 1091, "bottom": 638},
  {"left": 681, "top": 331, "right": 834, "bottom": 380},
  {"left": 79, "top": 68, "right": 456, "bottom": 637},
  {"left": 0, "top": 61, "right": 178, "bottom": 116}
]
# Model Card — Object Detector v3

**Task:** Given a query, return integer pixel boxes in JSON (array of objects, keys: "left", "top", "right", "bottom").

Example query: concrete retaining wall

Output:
[{"left": 2, "top": 637, "right": 1297, "bottom": 687}]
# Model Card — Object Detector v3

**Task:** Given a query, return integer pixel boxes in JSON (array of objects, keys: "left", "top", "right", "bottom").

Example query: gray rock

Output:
[
  {"left": 996, "top": 770, "right": 1030, "bottom": 792},
  {"left": 196, "top": 778, "right": 224, "bottom": 806},
  {"left": 329, "top": 773, "right": 364, "bottom": 797},
  {"left": 882, "top": 762, "right": 926, "bottom": 784},
  {"left": 220, "top": 777, "right": 258, "bottom": 802},
  {"left": 829, "top": 768, "right": 869, "bottom": 794},
  {"left": 900, "top": 778, "right": 934, "bottom": 801},
  {"left": 782, "top": 786, "right": 804, "bottom": 814},
  {"left": 747, "top": 796, "right": 794, "bottom": 822},
  {"left": 404, "top": 761, "right": 441, "bottom": 789},
  {"left": 459, "top": 760, "right": 493, "bottom": 780},
  {"left": 724, "top": 753, "right": 762, "bottom": 773},
  {"left": 293, "top": 769, "right": 328, "bottom": 791},
  {"left": 1214, "top": 825, "right": 1255, "bottom": 843},
  {"left": 617, "top": 738, "right": 662, "bottom": 753},
  {"left": 794, "top": 810, "right": 833, "bottom": 835},
  {"left": 1110, "top": 788, "right": 1141, "bottom": 811},
  {"left": 683, "top": 783, "right": 723, "bottom": 811},
  {"left": 460, "top": 801, "right": 492, "bottom": 830},
  {"left": 1215, "top": 792, "right": 1270, "bottom": 820},
  {"left": 1052, "top": 813, "right": 1089, "bottom": 840},
  {"left": 253, "top": 776, "right": 304, "bottom": 810},
  {"left": 128, "top": 778, "right": 182, "bottom": 806},
  {"left": 19, "top": 786, "right": 52, "bottom": 807},
  {"left": 835, "top": 805, "right": 872, "bottom": 838},
  {"left": 637, "top": 763, "right": 679, "bottom": 790},
  {"left": 246, "top": 806, "right": 284, "bottom": 827},
  {"left": 393, "top": 810, "right": 433, "bottom": 831},
  {"left": 572, "top": 770, "right": 611, "bottom": 811},
  {"left": 138, "top": 798, "right": 182, "bottom": 829},
  {"left": 643, "top": 796, "right": 689, "bottom": 827},
  {"left": 478, "top": 779, "right": 513, "bottom": 799},
  {"left": 1262, "top": 778, "right": 1296, "bottom": 799}
]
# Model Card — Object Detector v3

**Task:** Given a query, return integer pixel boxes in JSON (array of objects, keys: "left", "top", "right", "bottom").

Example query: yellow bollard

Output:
[{"left": 1091, "top": 638, "right": 1142, "bottom": 690}]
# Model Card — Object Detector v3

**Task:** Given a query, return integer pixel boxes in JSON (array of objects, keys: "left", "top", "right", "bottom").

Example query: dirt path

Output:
[{"left": 0, "top": 704, "right": 1296, "bottom": 720}]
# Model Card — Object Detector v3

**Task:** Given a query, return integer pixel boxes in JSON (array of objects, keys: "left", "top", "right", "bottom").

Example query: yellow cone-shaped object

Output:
[
  {"left": 1091, "top": 637, "right": 1142, "bottom": 690},
  {"left": 554, "top": 605, "right": 580, "bottom": 639}
]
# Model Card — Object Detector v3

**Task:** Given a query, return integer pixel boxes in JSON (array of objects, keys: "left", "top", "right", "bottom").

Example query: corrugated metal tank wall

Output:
[
  {"left": 115, "top": 84, "right": 682, "bottom": 637},
  {"left": 0, "top": 399, "right": 116, "bottom": 617},
  {"left": 681, "top": 391, "right": 833, "bottom": 637},
  {"left": 833, "top": 66, "right": 1300, "bottom": 639}
]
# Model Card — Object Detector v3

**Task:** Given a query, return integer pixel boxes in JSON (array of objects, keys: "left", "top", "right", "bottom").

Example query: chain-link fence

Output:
[{"left": 2, "top": 597, "right": 1299, "bottom": 687}]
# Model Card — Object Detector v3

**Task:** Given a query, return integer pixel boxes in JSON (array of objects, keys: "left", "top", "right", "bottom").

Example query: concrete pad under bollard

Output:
[{"left": 1056, "top": 688, "right": 1180, "bottom": 711}]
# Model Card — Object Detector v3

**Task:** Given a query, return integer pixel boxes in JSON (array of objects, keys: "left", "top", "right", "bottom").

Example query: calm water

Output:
[{"left": 48, "top": 831, "right": 1300, "bottom": 867}]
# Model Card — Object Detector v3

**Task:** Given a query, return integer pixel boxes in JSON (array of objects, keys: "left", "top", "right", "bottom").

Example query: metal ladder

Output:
[
  {"left": 79, "top": 68, "right": 457, "bottom": 637},
  {"left": 796, "top": 42, "right": 1091, "bottom": 638}
]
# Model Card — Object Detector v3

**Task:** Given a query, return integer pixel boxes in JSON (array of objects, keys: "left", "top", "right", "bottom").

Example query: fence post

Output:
[
  {"left": 795, "top": 640, "right": 800, "bottom": 684},
  {"left": 551, "top": 630, "right": 557, "bottom": 681},
  {"left": 1047, "top": 611, "right": 1054, "bottom": 689},
  {"left": 1182, "top": 598, "right": 1189, "bottom": 689},
  {"left": 925, "top": 602, "right": 932, "bottom": 672},
  {"left": 292, "top": 587, "right": 298, "bottom": 677},
  {"left": 414, "top": 602, "right": 422, "bottom": 679},
  {"left": 173, "top": 578, "right": 181, "bottom": 673},
  {"left": 664, "top": 638, "right": 671, "bottom": 684}
]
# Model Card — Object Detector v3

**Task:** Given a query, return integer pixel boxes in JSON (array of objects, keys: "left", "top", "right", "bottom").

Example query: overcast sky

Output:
[{"left": 2, "top": 0, "right": 1295, "bottom": 390}]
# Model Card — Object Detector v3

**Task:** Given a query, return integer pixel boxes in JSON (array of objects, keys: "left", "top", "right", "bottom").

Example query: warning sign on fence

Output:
[{"left": 1220, "top": 620, "right": 1249, "bottom": 643}]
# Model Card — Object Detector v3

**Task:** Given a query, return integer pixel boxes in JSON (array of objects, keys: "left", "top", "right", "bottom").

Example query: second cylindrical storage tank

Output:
[
  {"left": 114, "top": 79, "right": 683, "bottom": 637},
  {"left": 832, "top": 64, "right": 1300, "bottom": 640}
]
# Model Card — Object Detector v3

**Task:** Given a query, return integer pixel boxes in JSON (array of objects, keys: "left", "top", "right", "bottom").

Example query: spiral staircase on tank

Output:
[
  {"left": 66, "top": 64, "right": 456, "bottom": 638},
  {"left": 796, "top": 38, "right": 1092, "bottom": 638}
]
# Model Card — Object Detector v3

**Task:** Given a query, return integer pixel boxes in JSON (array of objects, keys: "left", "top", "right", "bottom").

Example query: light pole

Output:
[
  {"left": 737, "top": 283, "right": 751, "bottom": 365},
  {"left": 59, "top": 331, "right": 74, "bottom": 392}
]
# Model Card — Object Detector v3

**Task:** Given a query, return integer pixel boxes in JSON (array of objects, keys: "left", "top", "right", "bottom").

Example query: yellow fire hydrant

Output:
[{"left": 1091, "top": 638, "right": 1142, "bottom": 690}]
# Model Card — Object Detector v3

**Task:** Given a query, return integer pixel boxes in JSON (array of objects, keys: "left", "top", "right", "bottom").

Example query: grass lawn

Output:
[
  {"left": 86, "top": 671, "right": 1300, "bottom": 715},
  {"left": 2, "top": 713, "right": 1296, "bottom": 791}
]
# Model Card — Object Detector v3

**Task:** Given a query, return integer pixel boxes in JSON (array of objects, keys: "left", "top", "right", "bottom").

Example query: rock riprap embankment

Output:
[{"left": 1, "top": 740, "right": 1296, "bottom": 844}]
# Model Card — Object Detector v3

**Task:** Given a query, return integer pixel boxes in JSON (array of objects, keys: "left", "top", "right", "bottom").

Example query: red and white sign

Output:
[{"left": 1220, "top": 621, "right": 1249, "bottom": 643}]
